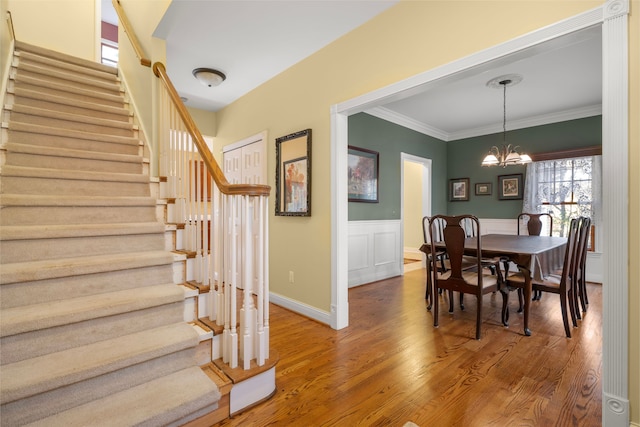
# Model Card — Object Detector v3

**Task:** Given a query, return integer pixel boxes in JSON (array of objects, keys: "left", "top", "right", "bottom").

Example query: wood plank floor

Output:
[{"left": 216, "top": 268, "right": 602, "bottom": 426}]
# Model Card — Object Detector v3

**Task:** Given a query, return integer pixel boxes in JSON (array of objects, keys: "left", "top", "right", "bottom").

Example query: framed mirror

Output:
[{"left": 275, "top": 129, "right": 311, "bottom": 216}]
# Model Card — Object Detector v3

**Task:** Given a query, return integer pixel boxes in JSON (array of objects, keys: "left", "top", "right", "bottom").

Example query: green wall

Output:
[
  {"left": 348, "top": 113, "right": 448, "bottom": 220},
  {"left": 348, "top": 114, "right": 601, "bottom": 221},
  {"left": 447, "top": 115, "right": 602, "bottom": 218}
]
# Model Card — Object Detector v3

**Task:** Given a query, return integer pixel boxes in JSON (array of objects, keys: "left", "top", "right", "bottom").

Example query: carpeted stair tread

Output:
[
  {"left": 16, "top": 50, "right": 120, "bottom": 84},
  {"left": 24, "top": 367, "right": 221, "bottom": 427},
  {"left": 0, "top": 164, "right": 149, "bottom": 183},
  {"left": 0, "top": 250, "right": 175, "bottom": 285},
  {"left": 15, "top": 41, "right": 118, "bottom": 76},
  {"left": 6, "top": 121, "right": 139, "bottom": 146},
  {"left": 5, "top": 104, "right": 134, "bottom": 132},
  {"left": 10, "top": 73, "right": 125, "bottom": 105},
  {"left": 0, "top": 222, "right": 164, "bottom": 241},
  {"left": 15, "top": 61, "right": 121, "bottom": 93},
  {"left": 9, "top": 86, "right": 132, "bottom": 119},
  {"left": 2, "top": 142, "right": 142, "bottom": 165},
  {"left": 0, "top": 284, "right": 185, "bottom": 338},
  {"left": 0, "top": 322, "right": 199, "bottom": 405},
  {"left": 0, "top": 193, "right": 157, "bottom": 207}
]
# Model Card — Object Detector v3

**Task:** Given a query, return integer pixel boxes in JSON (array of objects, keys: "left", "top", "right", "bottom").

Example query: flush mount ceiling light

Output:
[
  {"left": 481, "top": 74, "right": 531, "bottom": 168},
  {"left": 192, "top": 68, "right": 226, "bottom": 87}
]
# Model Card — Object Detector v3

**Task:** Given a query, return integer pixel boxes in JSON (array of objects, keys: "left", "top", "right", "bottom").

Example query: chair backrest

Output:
[
  {"left": 558, "top": 218, "right": 580, "bottom": 287},
  {"left": 517, "top": 213, "right": 553, "bottom": 236},
  {"left": 460, "top": 217, "right": 478, "bottom": 237},
  {"left": 574, "top": 216, "right": 592, "bottom": 275},
  {"left": 423, "top": 215, "right": 445, "bottom": 244},
  {"left": 429, "top": 215, "right": 482, "bottom": 280}
]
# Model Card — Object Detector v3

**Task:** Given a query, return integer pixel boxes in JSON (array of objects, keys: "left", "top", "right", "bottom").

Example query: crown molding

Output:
[{"left": 365, "top": 104, "right": 602, "bottom": 142}]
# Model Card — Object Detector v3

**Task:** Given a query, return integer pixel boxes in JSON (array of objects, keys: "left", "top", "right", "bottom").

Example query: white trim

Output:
[
  {"left": 601, "top": 1, "right": 629, "bottom": 425},
  {"left": 331, "top": 3, "right": 629, "bottom": 426},
  {"left": 367, "top": 104, "right": 602, "bottom": 142},
  {"left": 270, "top": 292, "right": 331, "bottom": 325}
]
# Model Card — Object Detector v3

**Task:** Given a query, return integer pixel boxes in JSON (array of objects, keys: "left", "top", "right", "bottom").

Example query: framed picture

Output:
[
  {"left": 275, "top": 129, "right": 311, "bottom": 216},
  {"left": 475, "top": 182, "right": 492, "bottom": 196},
  {"left": 348, "top": 146, "right": 379, "bottom": 202},
  {"left": 449, "top": 177, "right": 470, "bottom": 201},
  {"left": 498, "top": 173, "right": 523, "bottom": 200}
]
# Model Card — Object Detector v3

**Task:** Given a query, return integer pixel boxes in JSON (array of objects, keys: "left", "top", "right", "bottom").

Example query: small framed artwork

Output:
[
  {"left": 348, "top": 146, "right": 379, "bottom": 203},
  {"left": 449, "top": 177, "right": 470, "bottom": 201},
  {"left": 498, "top": 173, "right": 523, "bottom": 200},
  {"left": 475, "top": 182, "right": 492, "bottom": 196},
  {"left": 275, "top": 129, "right": 311, "bottom": 216}
]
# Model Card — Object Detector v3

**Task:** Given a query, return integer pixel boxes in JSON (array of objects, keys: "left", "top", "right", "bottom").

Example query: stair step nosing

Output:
[
  {"left": 7, "top": 104, "right": 134, "bottom": 131},
  {"left": 0, "top": 222, "right": 165, "bottom": 240},
  {"left": 0, "top": 194, "right": 157, "bottom": 207},
  {"left": 7, "top": 121, "right": 139, "bottom": 146},
  {"left": 0, "top": 323, "right": 198, "bottom": 405},
  {"left": 15, "top": 41, "right": 118, "bottom": 75},
  {"left": 0, "top": 251, "right": 175, "bottom": 285},
  {"left": 16, "top": 61, "right": 121, "bottom": 92},
  {"left": 2, "top": 142, "right": 142, "bottom": 164},
  {"left": 0, "top": 285, "right": 185, "bottom": 337},
  {"left": 11, "top": 73, "right": 125, "bottom": 104},
  {"left": 27, "top": 368, "right": 220, "bottom": 427},
  {"left": 10, "top": 87, "right": 131, "bottom": 117},
  {"left": 0, "top": 165, "right": 149, "bottom": 183},
  {"left": 16, "top": 50, "right": 120, "bottom": 82}
]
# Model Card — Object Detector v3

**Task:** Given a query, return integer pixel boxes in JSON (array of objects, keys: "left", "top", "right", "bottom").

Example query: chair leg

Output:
[
  {"left": 579, "top": 275, "right": 589, "bottom": 312},
  {"left": 573, "top": 279, "right": 582, "bottom": 321},
  {"left": 433, "top": 286, "right": 439, "bottom": 328},
  {"left": 475, "top": 294, "right": 482, "bottom": 340},
  {"left": 568, "top": 287, "right": 578, "bottom": 328},
  {"left": 517, "top": 288, "right": 524, "bottom": 313},
  {"left": 459, "top": 293, "right": 465, "bottom": 310},
  {"left": 559, "top": 292, "right": 572, "bottom": 338},
  {"left": 425, "top": 264, "right": 432, "bottom": 311},
  {"left": 500, "top": 288, "right": 510, "bottom": 326},
  {"left": 448, "top": 290, "right": 454, "bottom": 313}
]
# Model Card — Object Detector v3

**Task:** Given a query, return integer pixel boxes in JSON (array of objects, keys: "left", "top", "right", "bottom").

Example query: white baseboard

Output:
[{"left": 269, "top": 291, "right": 331, "bottom": 326}]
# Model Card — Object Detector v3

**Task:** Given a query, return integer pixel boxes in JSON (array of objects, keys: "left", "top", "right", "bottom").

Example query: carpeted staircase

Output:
[{"left": 0, "top": 41, "right": 221, "bottom": 426}]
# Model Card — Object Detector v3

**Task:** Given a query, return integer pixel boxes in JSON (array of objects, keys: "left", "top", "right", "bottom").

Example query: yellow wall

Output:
[
  {"left": 6, "top": 0, "right": 96, "bottom": 61},
  {"left": 214, "top": 1, "right": 638, "bottom": 421}
]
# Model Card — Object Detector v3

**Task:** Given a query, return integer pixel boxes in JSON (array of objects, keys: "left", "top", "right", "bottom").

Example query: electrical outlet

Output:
[{"left": 289, "top": 271, "right": 294, "bottom": 283}]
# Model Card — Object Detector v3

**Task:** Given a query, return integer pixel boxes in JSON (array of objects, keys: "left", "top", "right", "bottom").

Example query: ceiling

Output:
[{"left": 103, "top": 1, "right": 602, "bottom": 142}]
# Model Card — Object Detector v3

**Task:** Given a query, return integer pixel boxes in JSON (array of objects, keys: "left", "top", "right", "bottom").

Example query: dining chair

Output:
[
  {"left": 428, "top": 215, "right": 505, "bottom": 340},
  {"left": 422, "top": 215, "right": 448, "bottom": 310},
  {"left": 517, "top": 212, "right": 553, "bottom": 236},
  {"left": 515, "top": 213, "right": 553, "bottom": 304},
  {"left": 502, "top": 217, "right": 580, "bottom": 338},
  {"left": 573, "top": 216, "right": 592, "bottom": 319}
]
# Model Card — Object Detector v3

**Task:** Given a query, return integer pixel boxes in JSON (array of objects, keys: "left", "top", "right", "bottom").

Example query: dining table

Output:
[{"left": 420, "top": 233, "right": 567, "bottom": 336}]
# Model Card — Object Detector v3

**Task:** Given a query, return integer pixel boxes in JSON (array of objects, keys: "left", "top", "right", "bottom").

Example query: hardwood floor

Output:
[{"left": 216, "top": 268, "right": 602, "bottom": 426}]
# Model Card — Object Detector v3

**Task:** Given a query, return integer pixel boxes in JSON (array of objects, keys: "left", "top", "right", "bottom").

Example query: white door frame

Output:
[{"left": 331, "top": 3, "right": 629, "bottom": 425}]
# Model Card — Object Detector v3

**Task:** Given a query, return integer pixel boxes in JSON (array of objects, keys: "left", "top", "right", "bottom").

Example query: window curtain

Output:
[{"left": 523, "top": 155, "right": 602, "bottom": 231}]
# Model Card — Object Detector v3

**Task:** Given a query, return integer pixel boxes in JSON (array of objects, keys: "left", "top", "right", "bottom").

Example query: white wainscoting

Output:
[
  {"left": 348, "top": 218, "right": 602, "bottom": 287},
  {"left": 348, "top": 220, "right": 402, "bottom": 288}
]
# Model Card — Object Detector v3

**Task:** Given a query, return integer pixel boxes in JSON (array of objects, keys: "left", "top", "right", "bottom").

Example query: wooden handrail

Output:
[
  {"left": 111, "top": 0, "right": 151, "bottom": 67},
  {"left": 153, "top": 62, "right": 270, "bottom": 196},
  {"left": 6, "top": 11, "right": 15, "bottom": 41}
]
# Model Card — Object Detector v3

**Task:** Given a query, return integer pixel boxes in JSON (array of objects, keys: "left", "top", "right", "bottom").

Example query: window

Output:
[
  {"left": 101, "top": 40, "right": 118, "bottom": 67},
  {"left": 523, "top": 155, "right": 602, "bottom": 250}
]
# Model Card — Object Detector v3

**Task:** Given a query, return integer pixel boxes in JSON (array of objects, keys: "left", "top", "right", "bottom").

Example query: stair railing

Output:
[
  {"left": 153, "top": 62, "right": 271, "bottom": 370},
  {"left": 111, "top": 0, "right": 151, "bottom": 67}
]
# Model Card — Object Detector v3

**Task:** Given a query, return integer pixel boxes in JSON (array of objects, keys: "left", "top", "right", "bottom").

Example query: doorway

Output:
[{"left": 401, "top": 153, "right": 431, "bottom": 273}]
